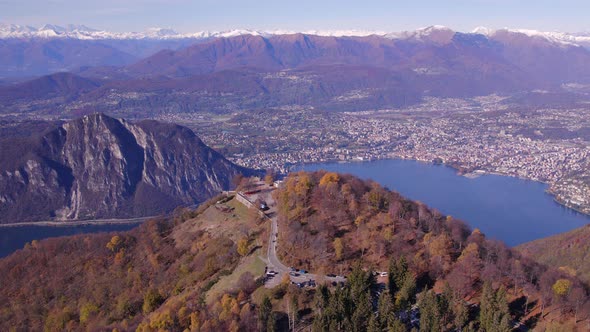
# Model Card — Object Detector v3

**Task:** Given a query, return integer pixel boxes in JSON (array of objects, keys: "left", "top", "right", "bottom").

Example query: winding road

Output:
[
  {"left": 238, "top": 182, "right": 346, "bottom": 288},
  {"left": 266, "top": 211, "right": 347, "bottom": 287}
]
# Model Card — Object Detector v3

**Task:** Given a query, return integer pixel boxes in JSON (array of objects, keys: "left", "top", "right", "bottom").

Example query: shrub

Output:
[{"left": 142, "top": 289, "right": 164, "bottom": 314}]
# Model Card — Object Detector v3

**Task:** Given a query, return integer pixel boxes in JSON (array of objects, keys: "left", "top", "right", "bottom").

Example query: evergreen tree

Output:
[
  {"left": 367, "top": 313, "right": 381, "bottom": 332},
  {"left": 349, "top": 263, "right": 375, "bottom": 300},
  {"left": 331, "top": 286, "right": 353, "bottom": 330},
  {"left": 479, "top": 282, "right": 495, "bottom": 331},
  {"left": 388, "top": 257, "right": 408, "bottom": 296},
  {"left": 439, "top": 283, "right": 453, "bottom": 327},
  {"left": 312, "top": 285, "right": 331, "bottom": 332},
  {"left": 352, "top": 291, "right": 372, "bottom": 332},
  {"left": 314, "top": 285, "right": 331, "bottom": 316},
  {"left": 492, "top": 287, "right": 511, "bottom": 332},
  {"left": 259, "top": 296, "right": 273, "bottom": 332},
  {"left": 453, "top": 302, "right": 469, "bottom": 331},
  {"left": 395, "top": 273, "right": 416, "bottom": 310},
  {"left": 390, "top": 318, "right": 407, "bottom": 332},
  {"left": 377, "top": 291, "right": 394, "bottom": 328},
  {"left": 479, "top": 283, "right": 511, "bottom": 332},
  {"left": 418, "top": 289, "right": 442, "bottom": 332}
]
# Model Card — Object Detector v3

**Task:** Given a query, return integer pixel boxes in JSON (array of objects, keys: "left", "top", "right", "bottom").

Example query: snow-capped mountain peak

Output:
[
  {"left": 1, "top": 23, "right": 590, "bottom": 49},
  {"left": 143, "top": 27, "right": 180, "bottom": 38},
  {"left": 384, "top": 25, "right": 454, "bottom": 43},
  {"left": 472, "top": 26, "right": 493, "bottom": 35},
  {"left": 470, "top": 26, "right": 590, "bottom": 47}
]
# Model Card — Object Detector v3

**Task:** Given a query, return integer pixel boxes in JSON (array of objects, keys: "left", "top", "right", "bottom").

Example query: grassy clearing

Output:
[
  {"left": 206, "top": 249, "right": 266, "bottom": 304},
  {"left": 174, "top": 195, "right": 269, "bottom": 304},
  {"left": 226, "top": 197, "right": 254, "bottom": 220}
]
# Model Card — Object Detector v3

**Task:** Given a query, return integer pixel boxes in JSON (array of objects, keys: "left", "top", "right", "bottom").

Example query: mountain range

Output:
[
  {"left": 2, "top": 25, "right": 590, "bottom": 115},
  {"left": 2, "top": 24, "right": 590, "bottom": 80},
  {"left": 2, "top": 23, "right": 590, "bottom": 47},
  {"left": 0, "top": 114, "right": 253, "bottom": 224}
]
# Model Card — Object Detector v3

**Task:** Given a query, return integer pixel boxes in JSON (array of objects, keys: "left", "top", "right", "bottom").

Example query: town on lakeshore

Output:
[{"left": 161, "top": 95, "right": 590, "bottom": 215}]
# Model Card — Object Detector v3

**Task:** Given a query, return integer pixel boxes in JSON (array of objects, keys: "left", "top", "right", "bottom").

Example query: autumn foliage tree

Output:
[
  {"left": 237, "top": 237, "right": 249, "bottom": 256},
  {"left": 273, "top": 171, "right": 588, "bottom": 330}
]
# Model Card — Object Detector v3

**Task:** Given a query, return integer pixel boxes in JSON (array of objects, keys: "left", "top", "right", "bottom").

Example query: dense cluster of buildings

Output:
[{"left": 170, "top": 98, "right": 590, "bottom": 215}]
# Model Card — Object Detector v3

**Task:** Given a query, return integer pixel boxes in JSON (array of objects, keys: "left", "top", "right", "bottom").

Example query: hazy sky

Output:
[{"left": 1, "top": 0, "right": 588, "bottom": 33}]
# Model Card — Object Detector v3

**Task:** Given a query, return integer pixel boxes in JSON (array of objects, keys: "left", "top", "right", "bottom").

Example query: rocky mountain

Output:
[{"left": 0, "top": 113, "right": 253, "bottom": 224}]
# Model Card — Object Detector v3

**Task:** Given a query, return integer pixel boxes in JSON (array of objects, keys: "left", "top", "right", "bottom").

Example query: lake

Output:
[
  {"left": 302, "top": 159, "right": 590, "bottom": 246},
  {"left": 0, "top": 223, "right": 140, "bottom": 258},
  {"left": 1, "top": 159, "right": 587, "bottom": 257}
]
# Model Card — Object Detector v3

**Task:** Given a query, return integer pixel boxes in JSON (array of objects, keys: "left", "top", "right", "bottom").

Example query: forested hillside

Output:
[
  {"left": 518, "top": 224, "right": 590, "bottom": 285},
  {"left": 0, "top": 172, "right": 588, "bottom": 331},
  {"left": 275, "top": 171, "right": 590, "bottom": 331},
  {"left": 0, "top": 195, "right": 268, "bottom": 331}
]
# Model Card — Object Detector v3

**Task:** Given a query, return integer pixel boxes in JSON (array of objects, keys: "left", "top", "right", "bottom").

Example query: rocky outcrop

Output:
[{"left": 0, "top": 114, "right": 253, "bottom": 223}]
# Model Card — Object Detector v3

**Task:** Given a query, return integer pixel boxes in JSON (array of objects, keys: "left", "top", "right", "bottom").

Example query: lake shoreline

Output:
[
  {"left": 293, "top": 156, "right": 589, "bottom": 217},
  {"left": 0, "top": 217, "right": 154, "bottom": 228},
  {"left": 302, "top": 158, "right": 590, "bottom": 246}
]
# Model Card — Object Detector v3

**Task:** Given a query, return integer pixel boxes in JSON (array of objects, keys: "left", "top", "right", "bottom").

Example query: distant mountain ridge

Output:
[
  {"left": 0, "top": 72, "right": 101, "bottom": 103},
  {"left": 0, "top": 114, "right": 253, "bottom": 224},
  {"left": 2, "top": 24, "right": 590, "bottom": 79},
  {"left": 3, "top": 27, "right": 590, "bottom": 113},
  {"left": 2, "top": 23, "right": 590, "bottom": 47}
]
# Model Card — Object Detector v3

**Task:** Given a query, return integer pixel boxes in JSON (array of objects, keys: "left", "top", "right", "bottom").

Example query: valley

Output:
[{"left": 3, "top": 27, "right": 590, "bottom": 217}]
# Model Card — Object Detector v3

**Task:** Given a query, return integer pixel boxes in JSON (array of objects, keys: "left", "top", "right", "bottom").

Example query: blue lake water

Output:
[
  {"left": 303, "top": 159, "right": 590, "bottom": 246},
  {"left": 1, "top": 158, "right": 587, "bottom": 257},
  {"left": 0, "top": 223, "right": 139, "bottom": 258}
]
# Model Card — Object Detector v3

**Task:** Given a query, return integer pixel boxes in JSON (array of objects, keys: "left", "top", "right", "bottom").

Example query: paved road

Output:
[
  {"left": 239, "top": 183, "right": 346, "bottom": 288},
  {"left": 240, "top": 183, "right": 347, "bottom": 288},
  {"left": 266, "top": 213, "right": 347, "bottom": 287},
  {"left": 265, "top": 213, "right": 293, "bottom": 287}
]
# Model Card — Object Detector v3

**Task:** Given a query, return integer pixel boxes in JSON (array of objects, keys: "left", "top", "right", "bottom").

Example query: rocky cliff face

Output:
[{"left": 0, "top": 114, "right": 252, "bottom": 223}]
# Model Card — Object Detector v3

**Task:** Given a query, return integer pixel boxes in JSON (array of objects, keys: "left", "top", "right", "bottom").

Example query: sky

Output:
[{"left": 0, "top": 0, "right": 589, "bottom": 33}]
